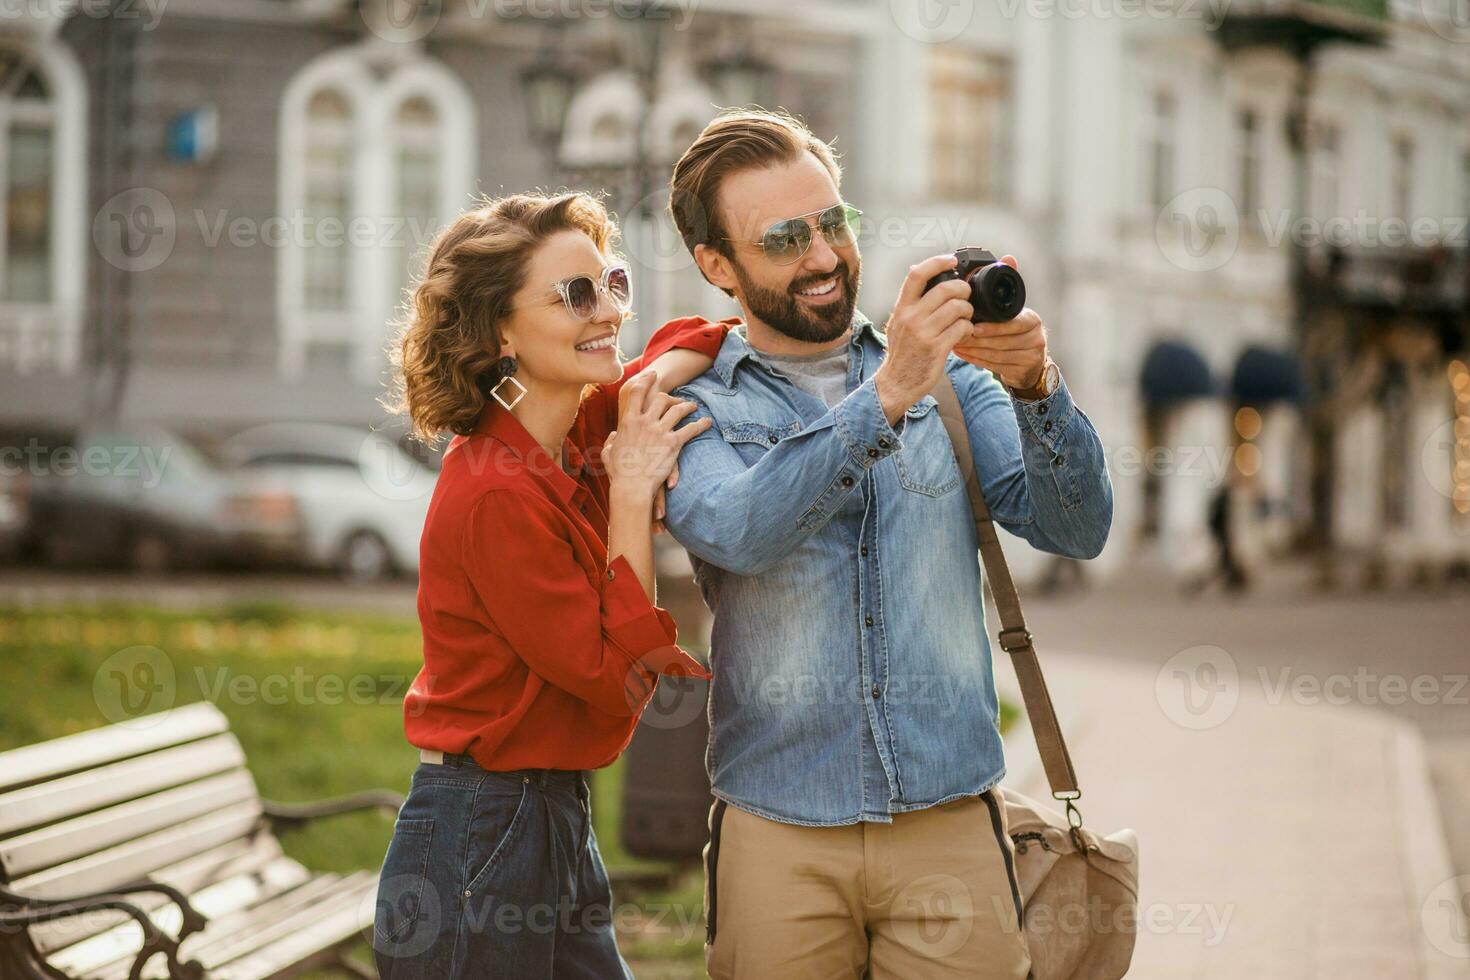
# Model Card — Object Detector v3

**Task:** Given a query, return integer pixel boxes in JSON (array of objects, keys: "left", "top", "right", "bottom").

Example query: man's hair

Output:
[{"left": 669, "top": 108, "right": 842, "bottom": 295}]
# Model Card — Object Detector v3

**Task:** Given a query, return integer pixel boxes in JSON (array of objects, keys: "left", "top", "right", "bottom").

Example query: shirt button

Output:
[
  {"left": 867, "top": 447, "right": 879, "bottom": 459},
  {"left": 1043, "top": 420, "right": 1052, "bottom": 433},
  {"left": 1055, "top": 454, "right": 1066, "bottom": 467},
  {"left": 860, "top": 546, "right": 868, "bottom": 557},
  {"left": 769, "top": 434, "right": 779, "bottom": 444},
  {"left": 871, "top": 683, "right": 881, "bottom": 700},
  {"left": 1037, "top": 404, "right": 1048, "bottom": 416},
  {"left": 606, "top": 567, "right": 616, "bottom": 580},
  {"left": 877, "top": 437, "right": 890, "bottom": 449},
  {"left": 864, "top": 615, "right": 874, "bottom": 627},
  {"left": 841, "top": 475, "right": 855, "bottom": 488}
]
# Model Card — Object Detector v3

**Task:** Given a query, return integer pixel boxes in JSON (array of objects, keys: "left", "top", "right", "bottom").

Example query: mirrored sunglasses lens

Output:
[
  {"left": 606, "top": 267, "right": 631, "bottom": 307},
  {"left": 564, "top": 276, "right": 598, "bottom": 319},
  {"left": 762, "top": 220, "right": 811, "bottom": 265},
  {"left": 819, "top": 205, "right": 858, "bottom": 246}
]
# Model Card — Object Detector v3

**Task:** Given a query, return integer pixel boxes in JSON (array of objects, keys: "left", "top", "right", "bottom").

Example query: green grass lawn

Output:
[{"left": 0, "top": 601, "right": 1016, "bottom": 979}]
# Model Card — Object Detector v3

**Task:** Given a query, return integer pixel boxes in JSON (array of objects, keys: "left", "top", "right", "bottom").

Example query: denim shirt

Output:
[{"left": 663, "top": 312, "right": 1113, "bottom": 827}]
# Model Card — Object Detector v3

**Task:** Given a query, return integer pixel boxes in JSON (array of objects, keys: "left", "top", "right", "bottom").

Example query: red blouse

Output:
[{"left": 403, "top": 316, "right": 732, "bottom": 772}]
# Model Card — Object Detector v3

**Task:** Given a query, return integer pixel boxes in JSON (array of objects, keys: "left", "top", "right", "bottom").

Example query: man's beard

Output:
[{"left": 730, "top": 256, "right": 860, "bottom": 345}]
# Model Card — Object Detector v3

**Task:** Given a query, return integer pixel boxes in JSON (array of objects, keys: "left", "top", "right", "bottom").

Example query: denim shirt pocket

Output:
[
  {"left": 894, "top": 396, "right": 962, "bottom": 497},
  {"left": 720, "top": 419, "right": 804, "bottom": 467}
]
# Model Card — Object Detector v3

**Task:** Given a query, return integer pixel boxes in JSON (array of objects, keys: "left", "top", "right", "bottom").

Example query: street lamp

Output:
[{"left": 521, "top": 59, "right": 575, "bottom": 163}]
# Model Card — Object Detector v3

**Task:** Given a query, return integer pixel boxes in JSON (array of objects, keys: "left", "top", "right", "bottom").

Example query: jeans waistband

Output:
[{"left": 421, "top": 749, "right": 588, "bottom": 794}]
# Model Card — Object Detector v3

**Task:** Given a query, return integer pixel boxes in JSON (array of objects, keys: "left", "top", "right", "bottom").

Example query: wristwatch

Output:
[{"left": 1007, "top": 358, "right": 1059, "bottom": 402}]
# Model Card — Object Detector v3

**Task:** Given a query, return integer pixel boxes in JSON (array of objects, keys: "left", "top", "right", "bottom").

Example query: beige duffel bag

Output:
[{"left": 934, "top": 376, "right": 1141, "bottom": 979}]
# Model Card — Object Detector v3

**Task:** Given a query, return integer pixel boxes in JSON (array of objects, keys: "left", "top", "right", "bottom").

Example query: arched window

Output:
[
  {"left": 0, "top": 39, "right": 85, "bottom": 374},
  {"left": 393, "top": 95, "right": 441, "bottom": 302},
  {"left": 278, "top": 46, "right": 473, "bottom": 380},
  {"left": 302, "top": 88, "right": 354, "bottom": 315},
  {"left": 561, "top": 72, "right": 642, "bottom": 170}
]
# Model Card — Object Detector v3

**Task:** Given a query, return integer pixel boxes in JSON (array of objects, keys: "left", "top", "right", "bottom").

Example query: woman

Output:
[{"left": 373, "top": 191, "right": 729, "bottom": 979}]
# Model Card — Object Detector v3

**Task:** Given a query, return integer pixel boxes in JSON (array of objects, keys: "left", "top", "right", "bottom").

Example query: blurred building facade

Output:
[{"left": 0, "top": 0, "right": 1467, "bottom": 579}]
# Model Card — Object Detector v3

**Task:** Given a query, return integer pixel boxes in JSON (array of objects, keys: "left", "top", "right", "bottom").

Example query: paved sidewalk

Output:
[{"left": 997, "top": 650, "right": 1470, "bottom": 980}]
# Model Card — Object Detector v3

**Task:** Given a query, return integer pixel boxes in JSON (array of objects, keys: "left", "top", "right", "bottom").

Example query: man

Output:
[{"left": 660, "top": 109, "right": 1113, "bottom": 979}]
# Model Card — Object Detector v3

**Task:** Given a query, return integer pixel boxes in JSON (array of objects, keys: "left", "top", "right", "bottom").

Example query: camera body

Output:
[{"left": 923, "top": 247, "right": 1026, "bottom": 323}]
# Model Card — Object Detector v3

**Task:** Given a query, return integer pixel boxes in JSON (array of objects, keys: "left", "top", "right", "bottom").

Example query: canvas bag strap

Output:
[{"left": 929, "top": 373, "right": 1081, "bottom": 800}]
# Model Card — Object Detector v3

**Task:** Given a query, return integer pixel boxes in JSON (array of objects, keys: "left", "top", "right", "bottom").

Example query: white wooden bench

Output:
[{"left": 0, "top": 702, "right": 402, "bottom": 980}]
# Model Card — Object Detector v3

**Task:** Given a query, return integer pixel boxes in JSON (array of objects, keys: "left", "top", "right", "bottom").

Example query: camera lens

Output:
[{"left": 971, "top": 264, "right": 1026, "bottom": 323}]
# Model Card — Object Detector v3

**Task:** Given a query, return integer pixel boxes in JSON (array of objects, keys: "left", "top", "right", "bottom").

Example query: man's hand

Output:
[
  {"left": 950, "top": 255, "right": 1049, "bottom": 391},
  {"left": 872, "top": 255, "right": 977, "bottom": 424}
]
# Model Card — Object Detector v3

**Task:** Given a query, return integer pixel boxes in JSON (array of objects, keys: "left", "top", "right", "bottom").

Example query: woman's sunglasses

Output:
[
  {"left": 724, "top": 203, "right": 863, "bottom": 266},
  {"left": 513, "top": 264, "right": 633, "bottom": 322}
]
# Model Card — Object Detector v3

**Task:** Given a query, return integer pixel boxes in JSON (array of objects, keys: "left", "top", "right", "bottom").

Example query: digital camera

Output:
[{"left": 923, "top": 247, "right": 1026, "bottom": 323}]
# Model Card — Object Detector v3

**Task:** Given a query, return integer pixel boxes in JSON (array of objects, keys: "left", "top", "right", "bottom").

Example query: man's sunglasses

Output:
[
  {"left": 515, "top": 264, "right": 633, "bottom": 321},
  {"left": 724, "top": 203, "right": 863, "bottom": 266}
]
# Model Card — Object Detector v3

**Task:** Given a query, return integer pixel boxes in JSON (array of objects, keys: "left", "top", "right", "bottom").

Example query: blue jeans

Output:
[{"left": 372, "top": 756, "right": 633, "bottom": 980}]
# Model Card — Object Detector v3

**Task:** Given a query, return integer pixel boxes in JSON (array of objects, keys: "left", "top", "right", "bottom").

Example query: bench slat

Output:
[
  {"left": 1, "top": 770, "right": 259, "bottom": 879},
  {"left": 10, "top": 801, "right": 262, "bottom": 900},
  {"left": 212, "top": 876, "right": 378, "bottom": 980},
  {"left": 0, "top": 733, "right": 249, "bottom": 839},
  {"left": 0, "top": 703, "right": 230, "bottom": 793},
  {"left": 89, "top": 874, "right": 374, "bottom": 980},
  {"left": 29, "top": 835, "right": 286, "bottom": 955},
  {"left": 46, "top": 858, "right": 314, "bottom": 978}
]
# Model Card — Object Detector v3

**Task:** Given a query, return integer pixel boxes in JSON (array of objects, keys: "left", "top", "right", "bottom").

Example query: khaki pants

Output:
[{"left": 702, "top": 789, "right": 1032, "bottom": 979}]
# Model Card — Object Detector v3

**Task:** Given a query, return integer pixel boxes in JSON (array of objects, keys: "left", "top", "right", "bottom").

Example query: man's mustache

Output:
[{"left": 789, "top": 263, "right": 851, "bottom": 294}]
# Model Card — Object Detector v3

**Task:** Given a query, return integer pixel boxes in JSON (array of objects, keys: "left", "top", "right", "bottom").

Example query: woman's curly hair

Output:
[{"left": 384, "top": 191, "right": 619, "bottom": 442}]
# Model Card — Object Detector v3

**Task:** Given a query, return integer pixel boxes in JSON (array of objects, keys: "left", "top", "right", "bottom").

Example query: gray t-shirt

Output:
[{"left": 750, "top": 341, "right": 850, "bottom": 409}]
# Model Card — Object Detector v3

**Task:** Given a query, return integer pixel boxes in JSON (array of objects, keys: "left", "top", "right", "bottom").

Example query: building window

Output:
[
  {"left": 1310, "top": 121, "right": 1341, "bottom": 221},
  {"left": 0, "top": 40, "right": 85, "bottom": 374},
  {"left": 1392, "top": 135, "right": 1414, "bottom": 221},
  {"left": 394, "top": 95, "right": 440, "bottom": 303},
  {"left": 278, "top": 47, "right": 474, "bottom": 380},
  {"left": 302, "top": 88, "right": 353, "bottom": 314},
  {"left": 929, "top": 45, "right": 1012, "bottom": 202},
  {"left": 1460, "top": 149, "right": 1469, "bottom": 228},
  {"left": 1146, "top": 88, "right": 1176, "bottom": 211},
  {"left": 1236, "top": 107, "right": 1262, "bottom": 229}
]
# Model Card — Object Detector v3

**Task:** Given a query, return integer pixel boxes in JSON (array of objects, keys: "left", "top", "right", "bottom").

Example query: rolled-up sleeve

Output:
[{"left": 464, "top": 489, "right": 710, "bottom": 718}]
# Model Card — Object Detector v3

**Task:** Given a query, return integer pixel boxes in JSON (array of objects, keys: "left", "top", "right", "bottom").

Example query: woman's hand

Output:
[{"left": 605, "top": 370, "right": 712, "bottom": 507}]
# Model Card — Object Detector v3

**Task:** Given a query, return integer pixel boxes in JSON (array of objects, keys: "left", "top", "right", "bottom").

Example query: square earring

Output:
[{"left": 490, "top": 374, "right": 527, "bottom": 410}]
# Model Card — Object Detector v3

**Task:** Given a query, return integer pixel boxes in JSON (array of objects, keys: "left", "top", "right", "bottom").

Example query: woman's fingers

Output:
[
  {"left": 658, "top": 399, "right": 701, "bottom": 430},
  {"left": 654, "top": 486, "right": 667, "bottom": 521},
  {"left": 674, "top": 416, "right": 714, "bottom": 446},
  {"left": 666, "top": 458, "right": 679, "bottom": 491},
  {"left": 619, "top": 369, "right": 657, "bottom": 419}
]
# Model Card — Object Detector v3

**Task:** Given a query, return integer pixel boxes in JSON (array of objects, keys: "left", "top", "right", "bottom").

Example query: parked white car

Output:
[{"left": 218, "top": 423, "right": 436, "bottom": 582}]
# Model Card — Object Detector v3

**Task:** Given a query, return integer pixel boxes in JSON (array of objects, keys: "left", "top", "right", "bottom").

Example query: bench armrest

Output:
[
  {"left": 261, "top": 789, "right": 404, "bottom": 832},
  {"left": 0, "top": 887, "right": 204, "bottom": 980}
]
